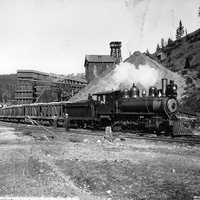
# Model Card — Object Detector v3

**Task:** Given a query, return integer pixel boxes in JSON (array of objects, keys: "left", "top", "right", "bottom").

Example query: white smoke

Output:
[
  {"left": 113, "top": 62, "right": 159, "bottom": 90},
  {"left": 93, "top": 64, "right": 98, "bottom": 78}
]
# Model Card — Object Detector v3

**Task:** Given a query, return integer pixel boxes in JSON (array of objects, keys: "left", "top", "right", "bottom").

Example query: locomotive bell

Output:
[
  {"left": 149, "top": 87, "right": 158, "bottom": 97},
  {"left": 122, "top": 89, "right": 129, "bottom": 98},
  {"left": 142, "top": 89, "right": 146, "bottom": 97},
  {"left": 130, "top": 83, "right": 139, "bottom": 98}
]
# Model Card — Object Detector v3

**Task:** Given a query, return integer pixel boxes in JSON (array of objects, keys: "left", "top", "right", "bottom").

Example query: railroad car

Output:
[{"left": 0, "top": 78, "right": 186, "bottom": 136}]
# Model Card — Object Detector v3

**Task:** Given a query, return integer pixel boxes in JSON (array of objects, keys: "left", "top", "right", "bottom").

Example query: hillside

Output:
[
  {"left": 153, "top": 29, "right": 200, "bottom": 73},
  {"left": 0, "top": 74, "right": 17, "bottom": 104},
  {"left": 151, "top": 28, "right": 200, "bottom": 113}
]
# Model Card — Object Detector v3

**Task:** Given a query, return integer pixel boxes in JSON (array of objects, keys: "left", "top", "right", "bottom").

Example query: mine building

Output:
[
  {"left": 15, "top": 70, "right": 50, "bottom": 104},
  {"left": 15, "top": 70, "right": 86, "bottom": 104},
  {"left": 56, "top": 78, "right": 87, "bottom": 101},
  {"left": 84, "top": 41, "right": 122, "bottom": 83}
]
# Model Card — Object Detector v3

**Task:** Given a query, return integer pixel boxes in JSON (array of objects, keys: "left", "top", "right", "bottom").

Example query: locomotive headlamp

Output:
[{"left": 167, "top": 98, "right": 178, "bottom": 113}]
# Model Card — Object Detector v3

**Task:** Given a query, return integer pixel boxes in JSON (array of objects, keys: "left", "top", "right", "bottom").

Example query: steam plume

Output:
[{"left": 113, "top": 62, "right": 159, "bottom": 90}]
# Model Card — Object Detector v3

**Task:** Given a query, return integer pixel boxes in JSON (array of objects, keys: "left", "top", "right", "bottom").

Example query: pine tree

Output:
[
  {"left": 161, "top": 38, "right": 165, "bottom": 48},
  {"left": 176, "top": 20, "right": 184, "bottom": 40},
  {"left": 146, "top": 49, "right": 150, "bottom": 55},
  {"left": 167, "top": 38, "right": 173, "bottom": 46},
  {"left": 156, "top": 44, "right": 160, "bottom": 52},
  {"left": 179, "top": 20, "right": 184, "bottom": 36}
]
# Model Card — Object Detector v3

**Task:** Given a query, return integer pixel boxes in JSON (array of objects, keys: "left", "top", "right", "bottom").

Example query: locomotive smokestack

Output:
[
  {"left": 110, "top": 41, "right": 122, "bottom": 64},
  {"left": 162, "top": 78, "right": 168, "bottom": 97}
]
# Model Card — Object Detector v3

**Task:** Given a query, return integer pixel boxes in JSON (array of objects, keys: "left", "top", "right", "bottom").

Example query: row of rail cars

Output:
[{"left": 0, "top": 78, "right": 189, "bottom": 136}]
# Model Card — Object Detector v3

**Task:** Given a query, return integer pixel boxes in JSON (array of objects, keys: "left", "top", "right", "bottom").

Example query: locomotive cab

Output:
[{"left": 93, "top": 90, "right": 121, "bottom": 116}]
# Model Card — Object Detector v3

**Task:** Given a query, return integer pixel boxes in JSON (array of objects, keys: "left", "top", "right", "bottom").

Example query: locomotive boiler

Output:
[{"left": 118, "top": 79, "right": 178, "bottom": 115}]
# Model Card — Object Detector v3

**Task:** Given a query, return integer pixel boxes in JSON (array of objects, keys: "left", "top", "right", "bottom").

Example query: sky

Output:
[{"left": 0, "top": 0, "right": 199, "bottom": 75}]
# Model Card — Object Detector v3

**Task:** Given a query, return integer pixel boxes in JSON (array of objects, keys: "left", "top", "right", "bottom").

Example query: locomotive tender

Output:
[{"left": 0, "top": 78, "right": 181, "bottom": 136}]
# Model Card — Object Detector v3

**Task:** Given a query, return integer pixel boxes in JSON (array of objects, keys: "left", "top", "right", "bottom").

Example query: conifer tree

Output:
[
  {"left": 167, "top": 38, "right": 173, "bottom": 46},
  {"left": 156, "top": 44, "right": 160, "bottom": 52},
  {"left": 161, "top": 38, "right": 165, "bottom": 48},
  {"left": 176, "top": 20, "right": 184, "bottom": 40}
]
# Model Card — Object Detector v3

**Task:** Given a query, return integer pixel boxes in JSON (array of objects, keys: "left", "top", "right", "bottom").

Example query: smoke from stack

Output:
[
  {"left": 68, "top": 51, "right": 185, "bottom": 103},
  {"left": 112, "top": 62, "right": 159, "bottom": 90}
]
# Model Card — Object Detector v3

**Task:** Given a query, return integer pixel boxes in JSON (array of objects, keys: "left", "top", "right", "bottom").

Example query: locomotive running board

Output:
[{"left": 118, "top": 112, "right": 157, "bottom": 115}]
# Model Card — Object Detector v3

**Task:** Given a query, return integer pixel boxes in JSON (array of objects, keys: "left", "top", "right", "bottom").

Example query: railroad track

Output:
[
  {"left": 1, "top": 121, "right": 200, "bottom": 145},
  {"left": 125, "top": 133, "right": 200, "bottom": 145},
  {"left": 67, "top": 128, "right": 200, "bottom": 145},
  {"left": 19, "top": 126, "right": 200, "bottom": 145}
]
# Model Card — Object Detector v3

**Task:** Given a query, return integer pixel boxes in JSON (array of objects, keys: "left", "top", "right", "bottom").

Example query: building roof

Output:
[
  {"left": 17, "top": 70, "right": 87, "bottom": 84},
  {"left": 17, "top": 69, "right": 49, "bottom": 76},
  {"left": 85, "top": 55, "right": 116, "bottom": 63}
]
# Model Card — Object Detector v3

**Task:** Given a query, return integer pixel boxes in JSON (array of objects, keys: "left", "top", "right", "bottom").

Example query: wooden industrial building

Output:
[
  {"left": 57, "top": 78, "right": 87, "bottom": 101},
  {"left": 15, "top": 70, "right": 86, "bottom": 104}
]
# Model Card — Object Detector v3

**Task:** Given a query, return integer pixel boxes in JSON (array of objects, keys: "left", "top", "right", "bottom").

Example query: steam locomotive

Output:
[{"left": 0, "top": 78, "right": 182, "bottom": 136}]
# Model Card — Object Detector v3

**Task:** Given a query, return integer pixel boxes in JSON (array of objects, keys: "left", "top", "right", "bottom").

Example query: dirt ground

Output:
[{"left": 0, "top": 122, "right": 199, "bottom": 200}]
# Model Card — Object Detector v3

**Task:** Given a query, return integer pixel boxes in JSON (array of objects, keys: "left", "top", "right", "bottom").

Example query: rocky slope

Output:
[
  {"left": 0, "top": 74, "right": 17, "bottom": 104},
  {"left": 151, "top": 28, "right": 200, "bottom": 113}
]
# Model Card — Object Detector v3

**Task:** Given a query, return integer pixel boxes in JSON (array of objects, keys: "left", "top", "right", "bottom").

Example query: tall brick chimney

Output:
[{"left": 110, "top": 41, "right": 122, "bottom": 64}]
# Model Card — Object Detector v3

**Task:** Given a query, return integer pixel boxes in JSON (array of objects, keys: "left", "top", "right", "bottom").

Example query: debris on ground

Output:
[{"left": 0, "top": 121, "right": 199, "bottom": 200}]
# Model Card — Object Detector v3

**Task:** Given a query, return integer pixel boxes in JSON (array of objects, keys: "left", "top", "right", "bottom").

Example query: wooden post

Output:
[
  {"left": 104, "top": 126, "right": 113, "bottom": 142},
  {"left": 53, "top": 115, "right": 58, "bottom": 128},
  {"left": 64, "top": 113, "right": 70, "bottom": 131}
]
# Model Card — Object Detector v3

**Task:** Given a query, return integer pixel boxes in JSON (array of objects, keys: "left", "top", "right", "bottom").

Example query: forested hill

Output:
[
  {"left": 153, "top": 28, "right": 200, "bottom": 75},
  {"left": 0, "top": 74, "right": 17, "bottom": 104},
  {"left": 150, "top": 28, "right": 200, "bottom": 113}
]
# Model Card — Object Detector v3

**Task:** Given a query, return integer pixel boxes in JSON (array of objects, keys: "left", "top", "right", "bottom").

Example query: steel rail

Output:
[{"left": 1, "top": 121, "right": 200, "bottom": 145}]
